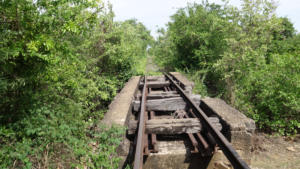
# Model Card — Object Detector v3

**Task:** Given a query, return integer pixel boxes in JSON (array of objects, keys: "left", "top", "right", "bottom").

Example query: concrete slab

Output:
[
  {"left": 201, "top": 97, "right": 255, "bottom": 134},
  {"left": 102, "top": 76, "right": 141, "bottom": 127},
  {"left": 201, "top": 97, "right": 256, "bottom": 164}
]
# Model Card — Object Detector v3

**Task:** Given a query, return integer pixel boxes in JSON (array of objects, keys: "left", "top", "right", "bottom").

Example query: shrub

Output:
[{"left": 152, "top": 0, "right": 300, "bottom": 135}]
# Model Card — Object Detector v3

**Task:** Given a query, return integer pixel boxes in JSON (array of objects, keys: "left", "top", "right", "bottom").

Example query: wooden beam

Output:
[
  {"left": 128, "top": 117, "right": 222, "bottom": 135},
  {"left": 139, "top": 81, "right": 170, "bottom": 89},
  {"left": 147, "top": 76, "right": 165, "bottom": 81},
  {"left": 128, "top": 118, "right": 200, "bottom": 134},
  {"left": 133, "top": 95, "right": 201, "bottom": 112},
  {"left": 137, "top": 92, "right": 181, "bottom": 100},
  {"left": 136, "top": 91, "right": 191, "bottom": 98}
]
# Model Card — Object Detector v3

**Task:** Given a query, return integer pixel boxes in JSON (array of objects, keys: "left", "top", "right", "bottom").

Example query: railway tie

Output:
[{"left": 132, "top": 73, "right": 250, "bottom": 169}]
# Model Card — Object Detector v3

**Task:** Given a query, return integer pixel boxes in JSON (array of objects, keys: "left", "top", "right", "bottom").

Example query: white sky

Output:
[{"left": 109, "top": 0, "right": 300, "bottom": 37}]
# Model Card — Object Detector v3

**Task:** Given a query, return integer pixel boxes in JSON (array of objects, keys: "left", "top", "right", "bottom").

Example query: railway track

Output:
[{"left": 130, "top": 73, "right": 250, "bottom": 169}]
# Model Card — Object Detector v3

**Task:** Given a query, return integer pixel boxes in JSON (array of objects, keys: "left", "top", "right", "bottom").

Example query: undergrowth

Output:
[
  {"left": 151, "top": 0, "right": 300, "bottom": 135},
  {"left": 0, "top": 1, "right": 152, "bottom": 168}
]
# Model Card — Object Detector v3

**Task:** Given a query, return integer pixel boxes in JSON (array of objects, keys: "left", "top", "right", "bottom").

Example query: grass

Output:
[{"left": 135, "top": 56, "right": 148, "bottom": 75}]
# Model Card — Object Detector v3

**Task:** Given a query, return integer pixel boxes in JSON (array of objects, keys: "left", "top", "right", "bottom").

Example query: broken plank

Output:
[
  {"left": 128, "top": 117, "right": 222, "bottom": 135},
  {"left": 139, "top": 81, "right": 170, "bottom": 89},
  {"left": 147, "top": 76, "right": 165, "bottom": 81},
  {"left": 137, "top": 92, "right": 181, "bottom": 100},
  {"left": 133, "top": 95, "right": 201, "bottom": 112},
  {"left": 128, "top": 118, "right": 201, "bottom": 134}
]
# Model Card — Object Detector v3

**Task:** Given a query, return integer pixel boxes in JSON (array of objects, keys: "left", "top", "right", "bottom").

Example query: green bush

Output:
[
  {"left": 0, "top": 0, "right": 152, "bottom": 168},
  {"left": 152, "top": 0, "right": 300, "bottom": 135},
  {"left": 235, "top": 53, "right": 300, "bottom": 135}
]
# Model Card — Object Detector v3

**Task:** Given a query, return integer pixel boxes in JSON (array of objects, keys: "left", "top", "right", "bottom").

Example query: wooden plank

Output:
[
  {"left": 139, "top": 81, "right": 170, "bottom": 89},
  {"left": 137, "top": 90, "right": 191, "bottom": 96},
  {"left": 137, "top": 92, "right": 181, "bottom": 99},
  {"left": 133, "top": 95, "right": 201, "bottom": 112},
  {"left": 128, "top": 118, "right": 201, "bottom": 134},
  {"left": 147, "top": 76, "right": 165, "bottom": 81},
  {"left": 128, "top": 117, "right": 222, "bottom": 135},
  {"left": 206, "top": 116, "right": 219, "bottom": 123}
]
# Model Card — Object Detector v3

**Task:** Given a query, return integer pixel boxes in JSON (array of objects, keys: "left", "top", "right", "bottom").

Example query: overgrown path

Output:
[{"left": 145, "top": 56, "right": 160, "bottom": 73}]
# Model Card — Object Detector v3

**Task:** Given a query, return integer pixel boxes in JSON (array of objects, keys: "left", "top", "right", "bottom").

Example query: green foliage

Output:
[
  {"left": 152, "top": 0, "right": 300, "bottom": 135},
  {"left": 135, "top": 55, "right": 148, "bottom": 75},
  {"left": 0, "top": 0, "right": 151, "bottom": 168},
  {"left": 151, "top": 2, "right": 230, "bottom": 93},
  {"left": 88, "top": 126, "right": 125, "bottom": 169}
]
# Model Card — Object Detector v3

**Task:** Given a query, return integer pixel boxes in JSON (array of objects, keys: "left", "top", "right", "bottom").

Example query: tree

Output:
[
  {"left": 0, "top": 1, "right": 152, "bottom": 168},
  {"left": 153, "top": 0, "right": 300, "bottom": 134}
]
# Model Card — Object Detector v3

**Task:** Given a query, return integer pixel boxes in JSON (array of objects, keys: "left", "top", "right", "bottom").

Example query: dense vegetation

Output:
[
  {"left": 1, "top": 0, "right": 299, "bottom": 168},
  {"left": 151, "top": 0, "right": 300, "bottom": 135},
  {"left": 0, "top": 0, "right": 151, "bottom": 168}
]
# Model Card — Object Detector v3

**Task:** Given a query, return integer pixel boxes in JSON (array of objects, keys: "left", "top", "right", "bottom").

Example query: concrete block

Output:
[
  {"left": 102, "top": 76, "right": 141, "bottom": 127},
  {"left": 201, "top": 97, "right": 256, "bottom": 165}
]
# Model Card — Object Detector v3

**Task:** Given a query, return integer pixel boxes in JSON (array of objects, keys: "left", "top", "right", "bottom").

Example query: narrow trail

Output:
[{"left": 145, "top": 56, "right": 159, "bottom": 73}]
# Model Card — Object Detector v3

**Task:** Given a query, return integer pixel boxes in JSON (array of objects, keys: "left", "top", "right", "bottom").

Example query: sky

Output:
[{"left": 109, "top": 0, "right": 300, "bottom": 38}]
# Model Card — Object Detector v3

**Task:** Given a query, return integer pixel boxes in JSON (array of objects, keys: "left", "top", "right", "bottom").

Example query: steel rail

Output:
[
  {"left": 165, "top": 73, "right": 250, "bottom": 169},
  {"left": 133, "top": 76, "right": 148, "bottom": 169},
  {"left": 150, "top": 111, "right": 158, "bottom": 153}
]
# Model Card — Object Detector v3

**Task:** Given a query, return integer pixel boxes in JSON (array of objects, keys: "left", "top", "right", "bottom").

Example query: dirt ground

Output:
[{"left": 250, "top": 133, "right": 300, "bottom": 169}]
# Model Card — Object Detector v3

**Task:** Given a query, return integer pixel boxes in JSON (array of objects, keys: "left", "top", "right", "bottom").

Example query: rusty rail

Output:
[
  {"left": 165, "top": 73, "right": 250, "bottom": 169},
  {"left": 150, "top": 111, "right": 158, "bottom": 153},
  {"left": 133, "top": 76, "right": 148, "bottom": 169}
]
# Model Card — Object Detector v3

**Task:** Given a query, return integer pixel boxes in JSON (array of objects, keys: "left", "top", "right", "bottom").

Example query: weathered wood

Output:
[
  {"left": 128, "top": 117, "right": 222, "bottom": 135},
  {"left": 137, "top": 90, "right": 190, "bottom": 96},
  {"left": 139, "top": 81, "right": 170, "bottom": 89},
  {"left": 207, "top": 117, "right": 222, "bottom": 131},
  {"left": 133, "top": 95, "right": 201, "bottom": 112},
  {"left": 128, "top": 118, "right": 200, "bottom": 134},
  {"left": 137, "top": 92, "right": 181, "bottom": 99},
  {"left": 207, "top": 116, "right": 219, "bottom": 123},
  {"left": 147, "top": 76, "right": 165, "bottom": 81},
  {"left": 149, "top": 91, "right": 178, "bottom": 94}
]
